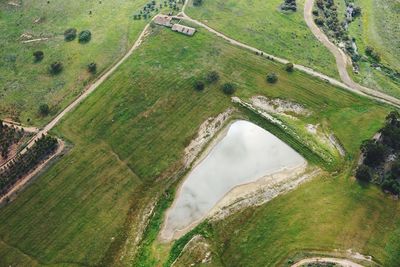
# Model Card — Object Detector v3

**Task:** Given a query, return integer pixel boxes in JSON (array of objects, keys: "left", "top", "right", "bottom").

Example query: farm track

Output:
[{"left": 177, "top": 2, "right": 400, "bottom": 108}]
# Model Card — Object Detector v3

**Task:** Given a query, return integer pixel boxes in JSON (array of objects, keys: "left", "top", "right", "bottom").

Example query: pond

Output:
[{"left": 162, "top": 120, "right": 306, "bottom": 240}]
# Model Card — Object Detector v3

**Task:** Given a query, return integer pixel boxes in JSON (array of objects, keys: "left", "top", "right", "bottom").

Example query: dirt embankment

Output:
[
  {"left": 292, "top": 257, "right": 365, "bottom": 267},
  {"left": 183, "top": 109, "right": 234, "bottom": 167}
]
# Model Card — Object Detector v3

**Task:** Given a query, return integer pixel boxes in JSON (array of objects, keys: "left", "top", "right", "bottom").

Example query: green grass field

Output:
[
  {"left": 345, "top": 0, "right": 400, "bottom": 98},
  {"left": 0, "top": 19, "right": 395, "bottom": 267},
  {"left": 177, "top": 172, "right": 400, "bottom": 267},
  {"left": 185, "top": 0, "right": 339, "bottom": 79},
  {"left": 0, "top": 0, "right": 149, "bottom": 126}
]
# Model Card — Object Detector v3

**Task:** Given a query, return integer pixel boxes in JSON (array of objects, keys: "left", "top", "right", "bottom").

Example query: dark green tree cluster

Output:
[
  {"left": 0, "top": 121, "right": 24, "bottom": 159},
  {"left": 33, "top": 51, "right": 44, "bottom": 62},
  {"left": 50, "top": 61, "right": 63, "bottom": 75},
  {"left": 281, "top": 0, "right": 297, "bottom": 12},
  {"left": 356, "top": 111, "right": 400, "bottom": 195},
  {"left": 221, "top": 83, "right": 235, "bottom": 95},
  {"left": 314, "top": 0, "right": 346, "bottom": 41},
  {"left": 78, "top": 30, "right": 92, "bottom": 43},
  {"left": 64, "top": 28, "right": 77, "bottom": 41},
  {"left": 133, "top": 0, "right": 181, "bottom": 20},
  {"left": 193, "top": 71, "right": 220, "bottom": 91},
  {"left": 0, "top": 135, "right": 58, "bottom": 196},
  {"left": 266, "top": 72, "right": 278, "bottom": 83}
]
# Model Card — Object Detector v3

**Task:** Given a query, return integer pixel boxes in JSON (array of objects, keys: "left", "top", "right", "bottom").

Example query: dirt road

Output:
[
  {"left": 292, "top": 257, "right": 365, "bottom": 267},
  {"left": 177, "top": 3, "right": 400, "bottom": 108},
  {"left": 303, "top": 0, "right": 400, "bottom": 106}
]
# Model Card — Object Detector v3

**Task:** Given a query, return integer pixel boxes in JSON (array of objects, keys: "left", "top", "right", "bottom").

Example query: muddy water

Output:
[{"left": 163, "top": 120, "right": 305, "bottom": 239}]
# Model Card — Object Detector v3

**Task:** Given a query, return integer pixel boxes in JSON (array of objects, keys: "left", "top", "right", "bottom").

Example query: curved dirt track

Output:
[
  {"left": 292, "top": 257, "right": 365, "bottom": 267},
  {"left": 304, "top": 0, "right": 400, "bottom": 107},
  {"left": 178, "top": 2, "right": 400, "bottom": 108}
]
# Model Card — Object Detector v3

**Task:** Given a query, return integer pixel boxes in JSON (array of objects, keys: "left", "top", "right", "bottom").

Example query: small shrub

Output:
[
  {"left": 281, "top": 0, "right": 297, "bottom": 11},
  {"left": 221, "top": 83, "right": 235, "bottom": 95},
  {"left": 33, "top": 51, "right": 44, "bottom": 62},
  {"left": 78, "top": 30, "right": 92, "bottom": 43},
  {"left": 205, "top": 71, "right": 220, "bottom": 83},
  {"left": 355, "top": 164, "right": 371, "bottom": 182},
  {"left": 365, "top": 46, "right": 381, "bottom": 62},
  {"left": 285, "top": 62, "right": 294, "bottom": 72},
  {"left": 87, "top": 62, "right": 97, "bottom": 73},
  {"left": 193, "top": 0, "right": 202, "bottom": 6},
  {"left": 50, "top": 61, "right": 63, "bottom": 74},
  {"left": 39, "top": 104, "right": 50, "bottom": 116},
  {"left": 266, "top": 72, "right": 278, "bottom": 83},
  {"left": 194, "top": 80, "right": 205, "bottom": 91},
  {"left": 64, "top": 28, "right": 77, "bottom": 41},
  {"left": 314, "top": 17, "right": 324, "bottom": 26}
]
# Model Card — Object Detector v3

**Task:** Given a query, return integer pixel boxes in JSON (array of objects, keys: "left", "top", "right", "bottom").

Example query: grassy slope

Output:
[
  {"left": 209, "top": 173, "right": 400, "bottom": 267},
  {"left": 0, "top": 0, "right": 148, "bottom": 125},
  {"left": 0, "top": 23, "right": 393, "bottom": 266},
  {"left": 347, "top": 0, "right": 400, "bottom": 97},
  {"left": 185, "top": 0, "right": 339, "bottom": 79}
]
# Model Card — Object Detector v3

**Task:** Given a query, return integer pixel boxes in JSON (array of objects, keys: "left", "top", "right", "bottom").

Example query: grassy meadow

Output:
[
  {"left": 185, "top": 0, "right": 339, "bottom": 79},
  {"left": 0, "top": 0, "right": 149, "bottom": 125},
  {"left": 0, "top": 19, "right": 396, "bottom": 267}
]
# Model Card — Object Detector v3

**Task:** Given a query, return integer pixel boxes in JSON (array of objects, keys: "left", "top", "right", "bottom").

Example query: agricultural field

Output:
[
  {"left": 347, "top": 0, "right": 400, "bottom": 98},
  {"left": 0, "top": 0, "right": 149, "bottom": 125},
  {"left": 0, "top": 20, "right": 396, "bottom": 266},
  {"left": 1, "top": 0, "right": 400, "bottom": 265},
  {"left": 185, "top": 0, "right": 339, "bottom": 79}
]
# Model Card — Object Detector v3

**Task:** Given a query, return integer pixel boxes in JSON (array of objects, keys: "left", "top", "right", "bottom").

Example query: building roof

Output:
[
  {"left": 171, "top": 24, "right": 196, "bottom": 36},
  {"left": 154, "top": 15, "right": 172, "bottom": 27}
]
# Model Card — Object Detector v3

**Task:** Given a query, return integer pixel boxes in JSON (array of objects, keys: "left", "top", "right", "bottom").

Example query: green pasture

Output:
[{"left": 0, "top": 21, "right": 394, "bottom": 267}]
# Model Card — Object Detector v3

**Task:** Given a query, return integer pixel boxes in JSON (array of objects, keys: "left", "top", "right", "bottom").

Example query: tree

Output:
[
  {"left": 194, "top": 80, "right": 205, "bottom": 91},
  {"left": 361, "top": 140, "right": 387, "bottom": 167},
  {"left": 33, "top": 51, "right": 44, "bottom": 62},
  {"left": 391, "top": 159, "right": 400, "bottom": 178},
  {"left": 355, "top": 164, "right": 372, "bottom": 182},
  {"left": 266, "top": 72, "right": 278, "bottom": 83},
  {"left": 78, "top": 30, "right": 92, "bottom": 43},
  {"left": 205, "top": 71, "right": 220, "bottom": 83},
  {"left": 39, "top": 104, "right": 50, "bottom": 116},
  {"left": 87, "top": 62, "right": 97, "bottom": 73},
  {"left": 285, "top": 62, "right": 294, "bottom": 72},
  {"left": 314, "top": 17, "right": 324, "bottom": 26},
  {"left": 385, "top": 111, "right": 400, "bottom": 126},
  {"left": 50, "top": 61, "right": 63, "bottom": 74},
  {"left": 222, "top": 83, "right": 235, "bottom": 95},
  {"left": 64, "top": 28, "right": 77, "bottom": 41},
  {"left": 193, "top": 0, "right": 202, "bottom": 6}
]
